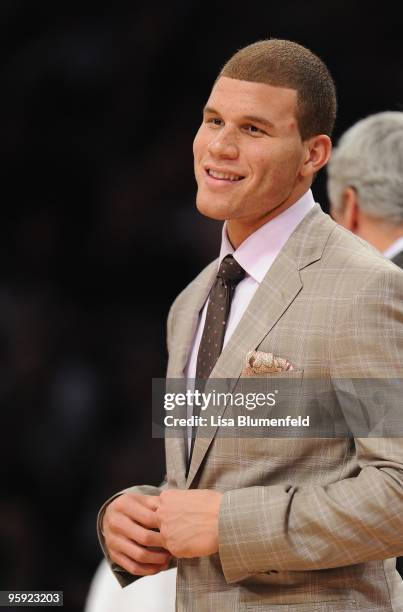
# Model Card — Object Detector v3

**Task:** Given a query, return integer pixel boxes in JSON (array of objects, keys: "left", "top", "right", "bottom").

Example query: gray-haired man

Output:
[{"left": 328, "top": 111, "right": 403, "bottom": 268}]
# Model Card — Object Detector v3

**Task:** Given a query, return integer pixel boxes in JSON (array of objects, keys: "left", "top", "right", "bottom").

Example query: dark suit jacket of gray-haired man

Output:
[{"left": 392, "top": 251, "right": 403, "bottom": 269}]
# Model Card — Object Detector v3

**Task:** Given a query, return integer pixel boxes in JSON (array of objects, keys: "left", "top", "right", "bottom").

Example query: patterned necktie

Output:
[
  {"left": 189, "top": 255, "right": 245, "bottom": 458},
  {"left": 196, "top": 254, "right": 246, "bottom": 379}
]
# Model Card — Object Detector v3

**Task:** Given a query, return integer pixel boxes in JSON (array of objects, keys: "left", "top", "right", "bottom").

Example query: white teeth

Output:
[{"left": 208, "top": 169, "right": 243, "bottom": 181}]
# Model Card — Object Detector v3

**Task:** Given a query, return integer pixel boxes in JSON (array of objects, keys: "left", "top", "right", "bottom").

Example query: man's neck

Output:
[
  {"left": 361, "top": 227, "right": 403, "bottom": 254},
  {"left": 355, "top": 211, "right": 403, "bottom": 253},
  {"left": 227, "top": 194, "right": 308, "bottom": 249}
]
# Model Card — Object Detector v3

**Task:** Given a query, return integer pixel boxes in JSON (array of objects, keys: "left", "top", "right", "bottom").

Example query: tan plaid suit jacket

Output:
[{"left": 98, "top": 204, "right": 403, "bottom": 611}]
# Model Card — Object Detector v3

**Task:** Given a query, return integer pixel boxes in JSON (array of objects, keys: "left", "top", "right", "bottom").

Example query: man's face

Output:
[{"left": 193, "top": 77, "right": 310, "bottom": 232}]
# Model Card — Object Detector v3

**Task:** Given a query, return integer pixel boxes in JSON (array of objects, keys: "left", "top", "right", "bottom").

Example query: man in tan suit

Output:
[{"left": 98, "top": 40, "right": 403, "bottom": 611}]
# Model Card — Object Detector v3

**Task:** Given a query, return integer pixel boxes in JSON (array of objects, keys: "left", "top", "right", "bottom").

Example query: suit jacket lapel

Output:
[
  {"left": 165, "top": 259, "right": 219, "bottom": 484},
  {"left": 186, "top": 251, "right": 302, "bottom": 486},
  {"left": 186, "top": 205, "right": 335, "bottom": 487},
  {"left": 167, "top": 259, "right": 219, "bottom": 378}
]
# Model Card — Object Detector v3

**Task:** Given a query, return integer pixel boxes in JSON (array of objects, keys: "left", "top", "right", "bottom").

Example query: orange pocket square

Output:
[{"left": 242, "top": 350, "right": 294, "bottom": 376}]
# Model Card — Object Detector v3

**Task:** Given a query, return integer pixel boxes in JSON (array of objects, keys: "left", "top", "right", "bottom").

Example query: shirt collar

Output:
[
  {"left": 218, "top": 189, "right": 316, "bottom": 283},
  {"left": 383, "top": 237, "right": 403, "bottom": 260}
]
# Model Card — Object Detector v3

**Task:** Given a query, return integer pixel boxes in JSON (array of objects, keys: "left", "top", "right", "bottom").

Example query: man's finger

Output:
[
  {"left": 112, "top": 514, "right": 166, "bottom": 549},
  {"left": 124, "top": 493, "right": 161, "bottom": 512},
  {"left": 111, "top": 551, "right": 168, "bottom": 577},
  {"left": 111, "top": 535, "right": 171, "bottom": 566},
  {"left": 104, "top": 512, "right": 157, "bottom": 545},
  {"left": 107, "top": 495, "right": 160, "bottom": 530}
]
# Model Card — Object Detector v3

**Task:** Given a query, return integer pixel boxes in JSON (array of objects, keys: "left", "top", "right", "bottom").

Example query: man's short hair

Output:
[
  {"left": 327, "top": 112, "right": 403, "bottom": 223},
  {"left": 219, "top": 39, "right": 337, "bottom": 140}
]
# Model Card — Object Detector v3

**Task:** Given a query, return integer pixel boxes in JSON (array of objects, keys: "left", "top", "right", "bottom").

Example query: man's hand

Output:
[
  {"left": 157, "top": 489, "right": 223, "bottom": 558},
  {"left": 102, "top": 492, "right": 172, "bottom": 576}
]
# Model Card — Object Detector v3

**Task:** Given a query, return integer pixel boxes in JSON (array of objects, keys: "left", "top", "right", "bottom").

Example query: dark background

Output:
[{"left": 1, "top": 1, "right": 402, "bottom": 609}]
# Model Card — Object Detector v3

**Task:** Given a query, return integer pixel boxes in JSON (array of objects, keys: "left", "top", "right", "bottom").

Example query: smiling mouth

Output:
[{"left": 207, "top": 168, "right": 245, "bottom": 181}]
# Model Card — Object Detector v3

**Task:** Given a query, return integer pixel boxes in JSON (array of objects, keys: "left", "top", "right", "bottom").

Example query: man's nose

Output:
[{"left": 207, "top": 128, "right": 239, "bottom": 159}]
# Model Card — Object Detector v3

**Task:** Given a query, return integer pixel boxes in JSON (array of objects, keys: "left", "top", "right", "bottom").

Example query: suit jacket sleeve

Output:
[
  {"left": 218, "top": 265, "right": 403, "bottom": 584},
  {"left": 96, "top": 481, "right": 169, "bottom": 587}
]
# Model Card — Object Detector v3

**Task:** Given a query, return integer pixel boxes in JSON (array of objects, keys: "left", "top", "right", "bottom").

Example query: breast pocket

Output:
[{"left": 229, "top": 370, "right": 305, "bottom": 437}]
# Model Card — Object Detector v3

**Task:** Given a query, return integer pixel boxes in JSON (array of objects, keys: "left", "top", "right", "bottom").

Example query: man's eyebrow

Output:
[
  {"left": 242, "top": 114, "right": 275, "bottom": 128},
  {"left": 203, "top": 106, "right": 275, "bottom": 128},
  {"left": 203, "top": 105, "right": 220, "bottom": 115}
]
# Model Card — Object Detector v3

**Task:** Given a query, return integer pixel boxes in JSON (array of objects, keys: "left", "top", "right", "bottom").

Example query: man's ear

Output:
[
  {"left": 340, "top": 187, "right": 360, "bottom": 232},
  {"left": 300, "top": 134, "right": 332, "bottom": 177},
  {"left": 331, "top": 186, "right": 359, "bottom": 233}
]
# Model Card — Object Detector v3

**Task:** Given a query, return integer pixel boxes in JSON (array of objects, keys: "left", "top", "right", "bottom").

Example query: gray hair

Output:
[{"left": 327, "top": 111, "right": 403, "bottom": 223}]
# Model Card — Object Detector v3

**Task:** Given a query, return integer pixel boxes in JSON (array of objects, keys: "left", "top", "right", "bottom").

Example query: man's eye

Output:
[
  {"left": 206, "top": 117, "right": 223, "bottom": 126},
  {"left": 245, "top": 124, "right": 263, "bottom": 135}
]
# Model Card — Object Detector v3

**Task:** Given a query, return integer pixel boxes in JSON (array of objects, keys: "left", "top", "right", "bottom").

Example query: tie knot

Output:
[{"left": 217, "top": 255, "right": 245, "bottom": 284}]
